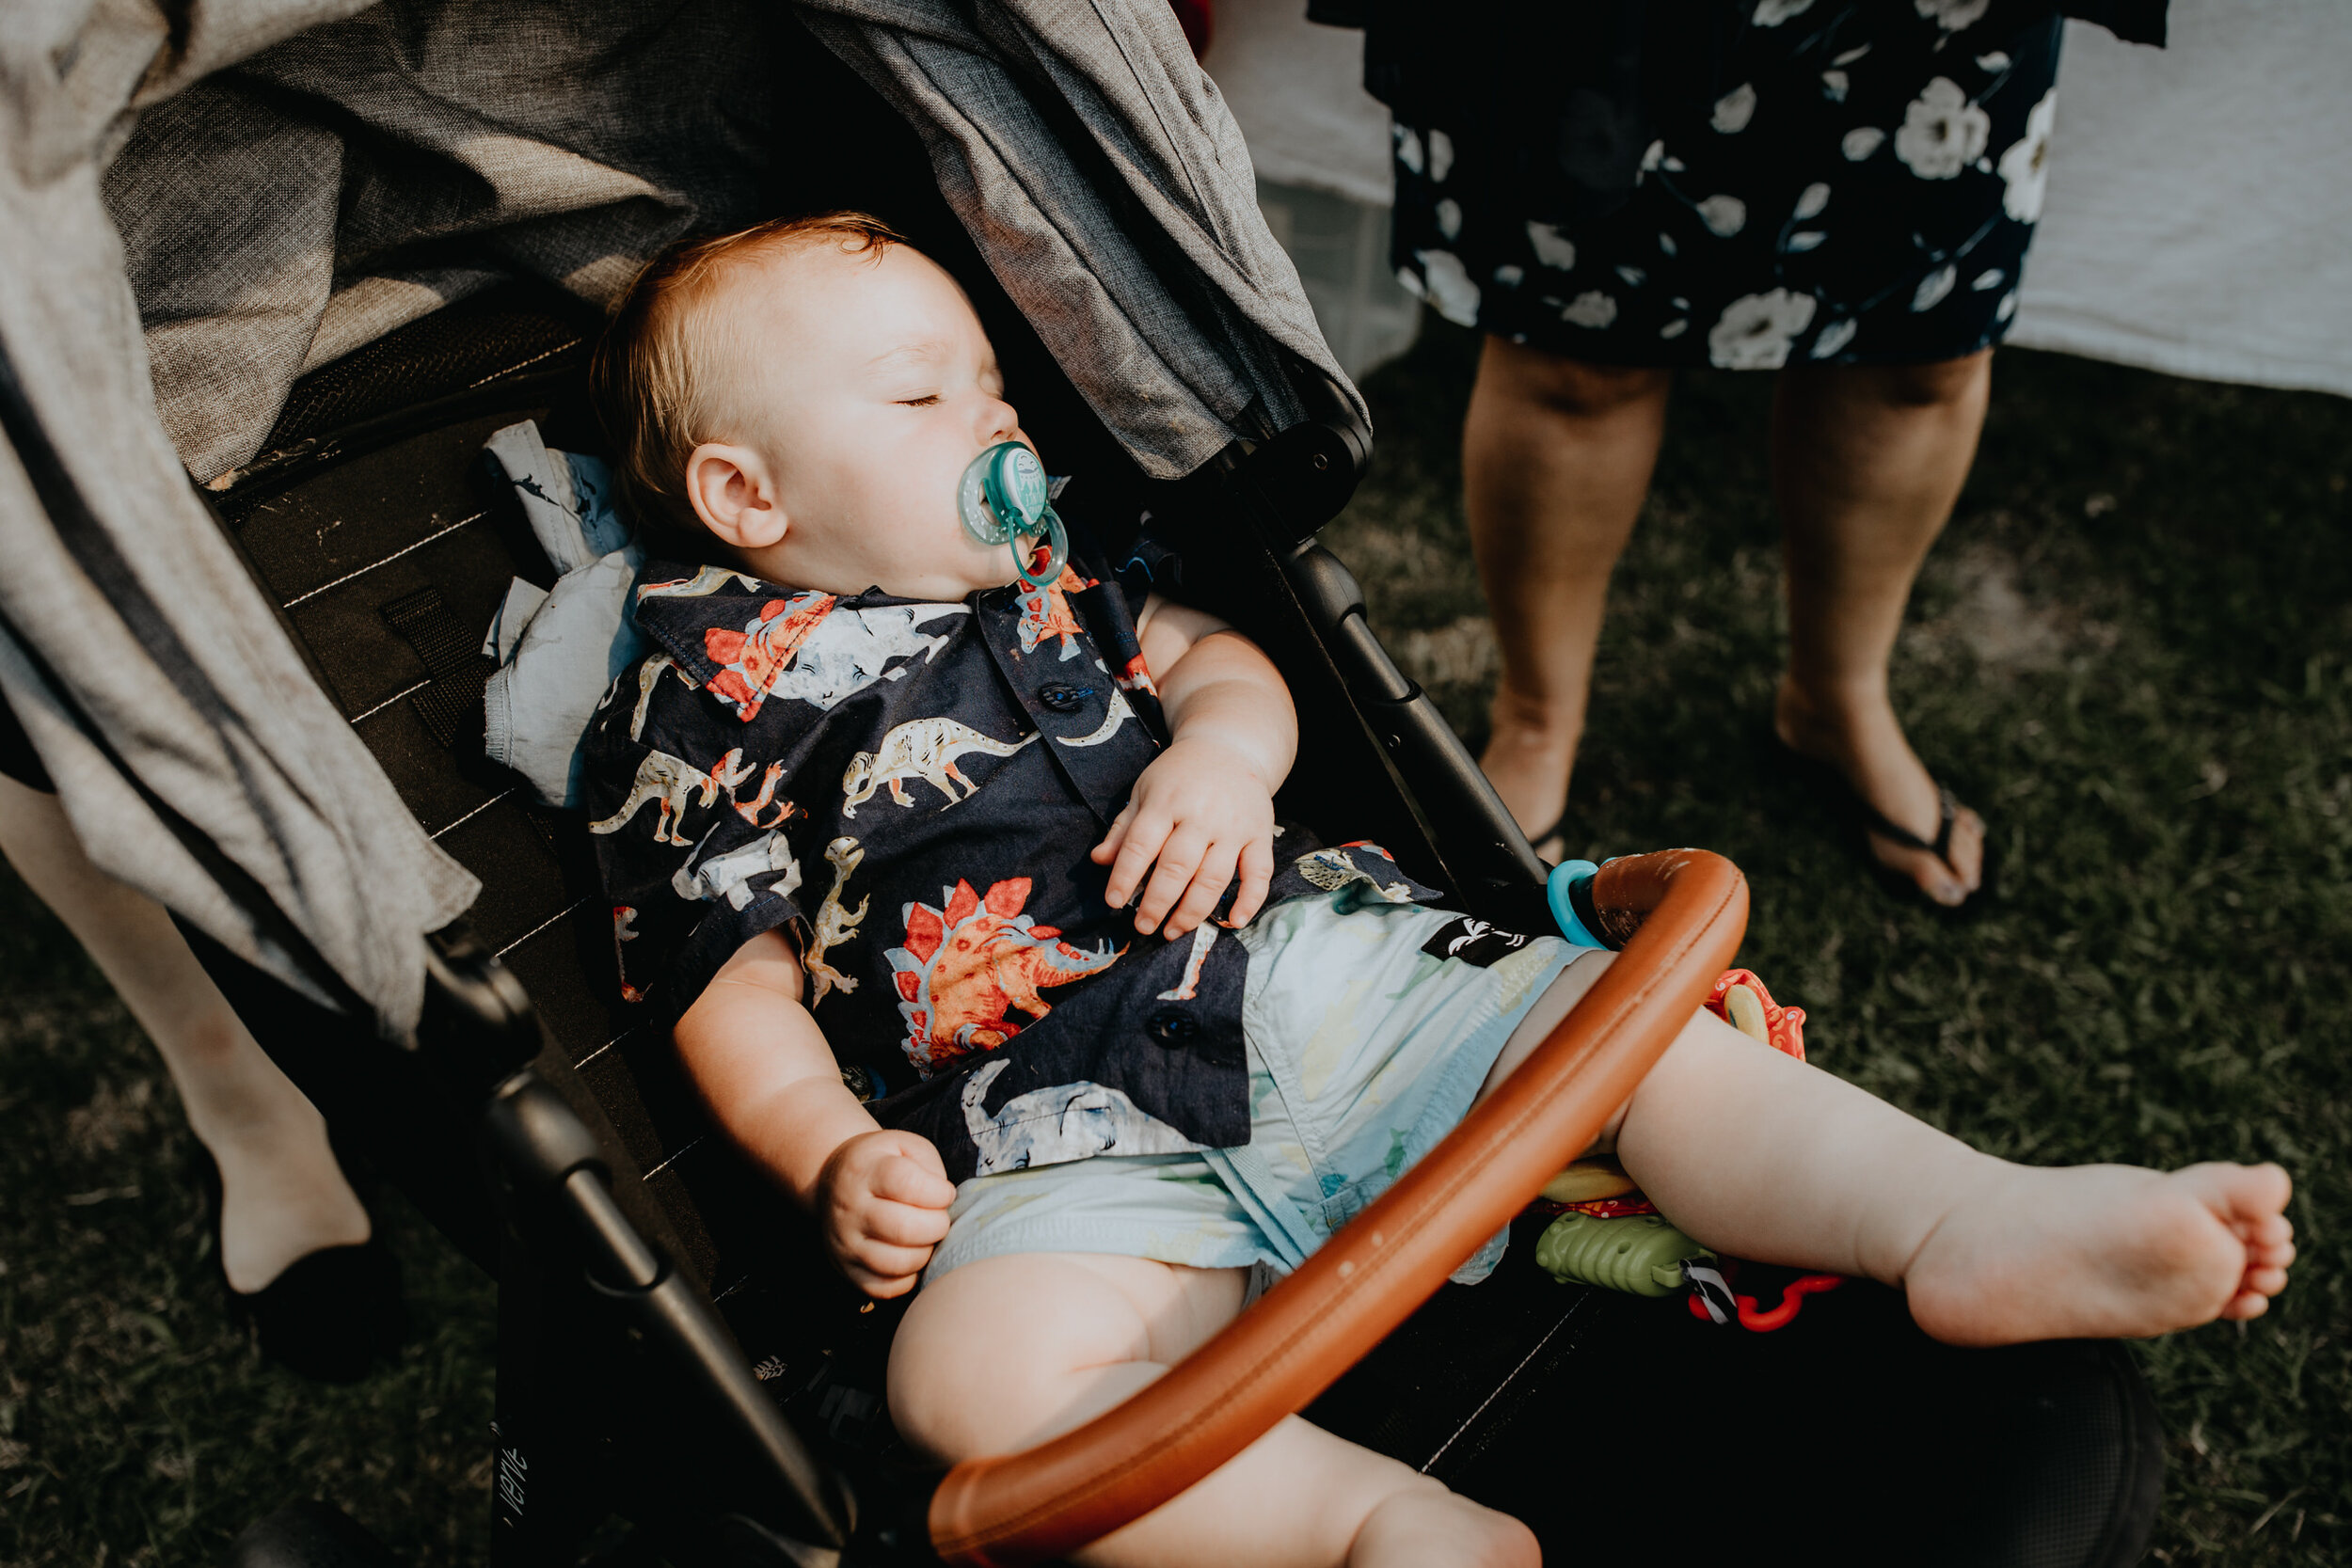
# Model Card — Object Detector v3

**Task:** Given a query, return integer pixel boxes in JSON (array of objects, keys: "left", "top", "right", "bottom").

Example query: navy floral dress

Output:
[{"left": 1389, "top": 2, "right": 2066, "bottom": 369}]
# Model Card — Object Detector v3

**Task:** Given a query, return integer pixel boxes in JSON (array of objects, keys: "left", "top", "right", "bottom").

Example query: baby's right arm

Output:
[{"left": 674, "top": 927, "right": 956, "bottom": 1297}]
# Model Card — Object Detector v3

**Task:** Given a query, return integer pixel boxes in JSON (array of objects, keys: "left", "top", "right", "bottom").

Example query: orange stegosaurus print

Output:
[
  {"left": 887, "top": 877, "right": 1120, "bottom": 1074},
  {"left": 1016, "top": 563, "right": 1091, "bottom": 661},
  {"left": 704, "top": 591, "right": 835, "bottom": 721},
  {"left": 1115, "top": 652, "right": 1158, "bottom": 698}
]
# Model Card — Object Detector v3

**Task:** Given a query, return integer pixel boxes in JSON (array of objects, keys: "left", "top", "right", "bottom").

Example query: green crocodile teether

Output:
[{"left": 1534, "top": 1212, "right": 1714, "bottom": 1297}]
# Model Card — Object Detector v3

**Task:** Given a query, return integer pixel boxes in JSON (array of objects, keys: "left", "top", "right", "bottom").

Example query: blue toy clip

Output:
[
  {"left": 958, "top": 441, "right": 1070, "bottom": 590},
  {"left": 1546, "top": 859, "right": 1610, "bottom": 949}
]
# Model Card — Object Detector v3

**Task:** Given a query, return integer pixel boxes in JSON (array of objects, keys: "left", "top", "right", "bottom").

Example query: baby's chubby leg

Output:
[
  {"left": 1486, "top": 952, "right": 2294, "bottom": 1344},
  {"left": 890, "top": 1252, "right": 1535, "bottom": 1568}
]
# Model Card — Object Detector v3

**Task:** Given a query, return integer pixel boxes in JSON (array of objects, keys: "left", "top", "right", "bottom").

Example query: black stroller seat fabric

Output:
[{"left": 184, "top": 261, "right": 2164, "bottom": 1565}]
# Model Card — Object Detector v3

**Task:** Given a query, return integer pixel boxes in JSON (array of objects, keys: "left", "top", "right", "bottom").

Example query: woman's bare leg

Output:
[
  {"left": 1464, "top": 339, "right": 1671, "bottom": 847},
  {"left": 892, "top": 1253, "right": 1536, "bottom": 1568},
  {"left": 0, "top": 774, "right": 370, "bottom": 1291},
  {"left": 1771, "top": 352, "right": 1993, "bottom": 903}
]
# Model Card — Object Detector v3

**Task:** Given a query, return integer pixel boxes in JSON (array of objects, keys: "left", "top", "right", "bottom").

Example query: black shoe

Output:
[
  {"left": 1773, "top": 739, "right": 1990, "bottom": 910},
  {"left": 194, "top": 1147, "right": 409, "bottom": 1383}
]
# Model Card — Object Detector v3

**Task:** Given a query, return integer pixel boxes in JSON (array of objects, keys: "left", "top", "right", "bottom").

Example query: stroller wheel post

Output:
[{"left": 420, "top": 931, "right": 853, "bottom": 1559}]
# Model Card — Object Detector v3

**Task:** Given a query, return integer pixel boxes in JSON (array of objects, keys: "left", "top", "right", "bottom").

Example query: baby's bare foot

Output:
[{"left": 1902, "top": 1162, "right": 2294, "bottom": 1346}]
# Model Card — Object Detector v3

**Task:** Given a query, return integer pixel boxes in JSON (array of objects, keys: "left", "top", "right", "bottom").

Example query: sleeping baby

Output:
[{"left": 580, "top": 212, "right": 2292, "bottom": 1568}]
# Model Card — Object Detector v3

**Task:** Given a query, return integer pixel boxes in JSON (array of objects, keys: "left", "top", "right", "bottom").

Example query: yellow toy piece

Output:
[{"left": 1537, "top": 1157, "right": 1638, "bottom": 1206}]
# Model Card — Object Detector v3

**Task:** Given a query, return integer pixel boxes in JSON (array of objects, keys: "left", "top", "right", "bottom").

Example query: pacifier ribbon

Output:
[{"left": 959, "top": 440, "right": 1070, "bottom": 590}]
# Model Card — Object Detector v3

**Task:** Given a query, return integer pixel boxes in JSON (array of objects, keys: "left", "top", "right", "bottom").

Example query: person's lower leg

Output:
[
  {"left": 1771, "top": 353, "right": 1992, "bottom": 898},
  {"left": 1608, "top": 1001, "right": 2293, "bottom": 1343},
  {"left": 0, "top": 777, "right": 369, "bottom": 1291},
  {"left": 1464, "top": 339, "right": 1668, "bottom": 838}
]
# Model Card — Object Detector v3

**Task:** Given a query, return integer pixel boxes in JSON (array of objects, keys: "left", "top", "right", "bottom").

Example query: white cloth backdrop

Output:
[{"left": 2008, "top": 2, "right": 2352, "bottom": 399}]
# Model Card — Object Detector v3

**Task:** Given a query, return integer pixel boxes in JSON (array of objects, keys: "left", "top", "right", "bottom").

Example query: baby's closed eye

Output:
[{"left": 898, "top": 393, "right": 942, "bottom": 407}]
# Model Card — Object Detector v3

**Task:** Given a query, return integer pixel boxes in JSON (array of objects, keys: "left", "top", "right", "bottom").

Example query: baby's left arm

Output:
[{"left": 1091, "top": 594, "right": 1297, "bottom": 937}]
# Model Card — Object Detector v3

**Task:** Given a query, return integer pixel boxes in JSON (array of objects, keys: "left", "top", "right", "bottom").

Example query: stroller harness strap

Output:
[{"left": 927, "top": 847, "right": 1749, "bottom": 1566}]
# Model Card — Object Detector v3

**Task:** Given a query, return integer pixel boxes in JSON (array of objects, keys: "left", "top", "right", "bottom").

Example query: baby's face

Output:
[{"left": 710, "top": 242, "right": 1035, "bottom": 600}]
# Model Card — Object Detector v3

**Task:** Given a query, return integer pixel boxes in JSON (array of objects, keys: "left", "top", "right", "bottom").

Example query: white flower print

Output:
[
  {"left": 1997, "top": 87, "right": 2058, "bottom": 223},
  {"left": 1396, "top": 264, "right": 1424, "bottom": 299},
  {"left": 1661, "top": 319, "right": 1690, "bottom": 339},
  {"left": 1616, "top": 264, "right": 1646, "bottom": 286},
  {"left": 1794, "top": 182, "right": 1831, "bottom": 220},
  {"left": 1811, "top": 318, "right": 1858, "bottom": 358},
  {"left": 1788, "top": 231, "right": 1826, "bottom": 251},
  {"left": 1427, "top": 128, "right": 1456, "bottom": 183},
  {"left": 1754, "top": 0, "right": 1815, "bottom": 24},
  {"left": 1915, "top": 0, "right": 1991, "bottom": 29},
  {"left": 1437, "top": 198, "right": 1463, "bottom": 241},
  {"left": 1976, "top": 51, "right": 2010, "bottom": 71},
  {"left": 1417, "top": 249, "right": 1482, "bottom": 326},
  {"left": 1708, "top": 289, "right": 1818, "bottom": 370},
  {"left": 1394, "top": 124, "right": 1424, "bottom": 177},
  {"left": 1638, "top": 139, "right": 1665, "bottom": 182},
  {"left": 1997, "top": 290, "right": 2019, "bottom": 322},
  {"left": 1896, "top": 78, "right": 1990, "bottom": 180},
  {"left": 1527, "top": 221, "right": 1578, "bottom": 272},
  {"left": 1821, "top": 71, "right": 1850, "bottom": 103},
  {"left": 1913, "top": 263, "right": 1958, "bottom": 312},
  {"left": 1493, "top": 263, "right": 1525, "bottom": 288},
  {"left": 1712, "top": 83, "right": 1757, "bottom": 134},
  {"left": 1834, "top": 44, "right": 1870, "bottom": 66},
  {"left": 1659, "top": 232, "right": 1678, "bottom": 256},
  {"left": 1697, "top": 195, "right": 1747, "bottom": 236},
  {"left": 1972, "top": 267, "right": 2005, "bottom": 291},
  {"left": 1842, "top": 126, "right": 1886, "bottom": 161},
  {"left": 1562, "top": 291, "right": 1619, "bottom": 328}
]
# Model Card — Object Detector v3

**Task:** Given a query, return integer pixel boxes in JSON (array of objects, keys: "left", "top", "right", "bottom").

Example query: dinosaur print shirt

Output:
[{"left": 580, "top": 535, "right": 1443, "bottom": 1183}]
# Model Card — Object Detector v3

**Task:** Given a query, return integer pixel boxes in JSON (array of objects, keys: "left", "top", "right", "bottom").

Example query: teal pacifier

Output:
[{"left": 959, "top": 440, "right": 1070, "bottom": 590}]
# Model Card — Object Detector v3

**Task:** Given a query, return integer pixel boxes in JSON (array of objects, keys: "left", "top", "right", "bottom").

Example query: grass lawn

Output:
[{"left": 3, "top": 323, "right": 2346, "bottom": 1565}]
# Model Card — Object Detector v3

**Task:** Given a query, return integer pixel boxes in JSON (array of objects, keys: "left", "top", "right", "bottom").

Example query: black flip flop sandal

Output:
[{"left": 1775, "top": 743, "right": 1985, "bottom": 907}]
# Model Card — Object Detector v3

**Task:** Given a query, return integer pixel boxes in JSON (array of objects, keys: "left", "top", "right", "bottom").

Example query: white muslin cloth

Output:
[{"left": 2010, "top": 3, "right": 2352, "bottom": 398}]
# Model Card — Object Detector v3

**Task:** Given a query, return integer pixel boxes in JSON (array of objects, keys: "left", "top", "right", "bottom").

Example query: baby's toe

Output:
[
  {"left": 2250, "top": 1210, "right": 2295, "bottom": 1248},
  {"left": 2221, "top": 1291, "right": 2273, "bottom": 1321},
  {"left": 2248, "top": 1236, "right": 2296, "bottom": 1272},
  {"left": 2241, "top": 1259, "right": 2291, "bottom": 1292}
]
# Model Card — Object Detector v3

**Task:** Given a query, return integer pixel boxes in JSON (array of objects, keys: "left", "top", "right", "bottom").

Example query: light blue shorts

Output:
[{"left": 923, "top": 889, "right": 1581, "bottom": 1289}]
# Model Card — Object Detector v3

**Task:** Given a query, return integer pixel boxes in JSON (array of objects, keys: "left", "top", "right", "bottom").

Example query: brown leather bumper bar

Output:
[{"left": 929, "top": 848, "right": 1748, "bottom": 1566}]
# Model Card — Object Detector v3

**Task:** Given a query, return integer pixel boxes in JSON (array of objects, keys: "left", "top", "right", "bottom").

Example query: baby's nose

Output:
[{"left": 979, "top": 396, "right": 1021, "bottom": 445}]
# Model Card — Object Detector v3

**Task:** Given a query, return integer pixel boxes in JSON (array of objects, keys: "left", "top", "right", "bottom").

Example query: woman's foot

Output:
[
  {"left": 1774, "top": 677, "right": 1984, "bottom": 905},
  {"left": 197, "top": 1142, "right": 405, "bottom": 1382},
  {"left": 1479, "top": 701, "right": 1581, "bottom": 859},
  {"left": 1901, "top": 1161, "right": 2294, "bottom": 1347},
  {"left": 214, "top": 1135, "right": 375, "bottom": 1293}
]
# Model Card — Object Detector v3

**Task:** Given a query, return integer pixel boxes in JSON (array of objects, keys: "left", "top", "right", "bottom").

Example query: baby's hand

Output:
[
  {"left": 1091, "top": 736, "right": 1277, "bottom": 938},
  {"left": 815, "top": 1129, "right": 956, "bottom": 1298}
]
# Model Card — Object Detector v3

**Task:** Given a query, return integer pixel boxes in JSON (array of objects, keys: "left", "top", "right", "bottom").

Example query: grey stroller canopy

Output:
[{"left": 0, "top": 0, "right": 1359, "bottom": 1036}]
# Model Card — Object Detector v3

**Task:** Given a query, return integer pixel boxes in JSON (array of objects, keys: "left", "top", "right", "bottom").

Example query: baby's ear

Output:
[{"left": 685, "top": 442, "right": 788, "bottom": 551}]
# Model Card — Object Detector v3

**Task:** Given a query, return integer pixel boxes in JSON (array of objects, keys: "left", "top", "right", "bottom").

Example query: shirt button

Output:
[
  {"left": 1038, "top": 682, "right": 1092, "bottom": 713},
  {"left": 1146, "top": 1006, "right": 1200, "bottom": 1046}
]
